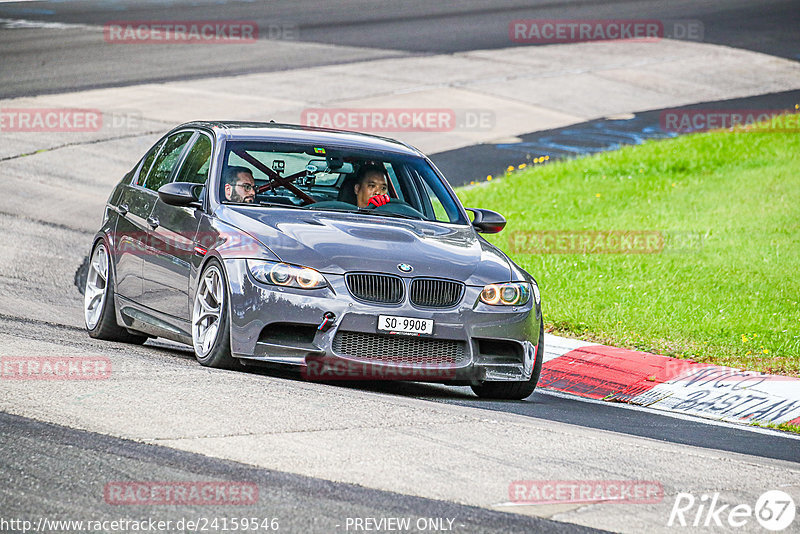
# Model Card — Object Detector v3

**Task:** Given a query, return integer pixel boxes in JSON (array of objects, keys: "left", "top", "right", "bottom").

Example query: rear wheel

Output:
[
  {"left": 84, "top": 241, "right": 148, "bottom": 344},
  {"left": 192, "top": 260, "right": 237, "bottom": 369},
  {"left": 471, "top": 318, "right": 544, "bottom": 400}
]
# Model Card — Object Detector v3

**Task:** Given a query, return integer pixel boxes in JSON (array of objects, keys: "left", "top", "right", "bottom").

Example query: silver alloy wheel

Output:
[
  {"left": 84, "top": 243, "right": 109, "bottom": 330},
  {"left": 192, "top": 265, "right": 224, "bottom": 358}
]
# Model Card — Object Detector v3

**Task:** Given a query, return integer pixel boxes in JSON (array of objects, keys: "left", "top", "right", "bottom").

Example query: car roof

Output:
[{"left": 175, "top": 121, "right": 423, "bottom": 157}]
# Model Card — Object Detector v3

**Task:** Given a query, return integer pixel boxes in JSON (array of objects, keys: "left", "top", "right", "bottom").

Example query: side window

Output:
[
  {"left": 142, "top": 131, "right": 193, "bottom": 192},
  {"left": 174, "top": 134, "right": 212, "bottom": 185},
  {"left": 134, "top": 138, "right": 165, "bottom": 186}
]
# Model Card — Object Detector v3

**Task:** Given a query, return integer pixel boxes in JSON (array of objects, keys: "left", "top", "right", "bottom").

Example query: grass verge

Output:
[
  {"left": 751, "top": 421, "right": 800, "bottom": 435},
  {"left": 456, "top": 116, "right": 800, "bottom": 376}
]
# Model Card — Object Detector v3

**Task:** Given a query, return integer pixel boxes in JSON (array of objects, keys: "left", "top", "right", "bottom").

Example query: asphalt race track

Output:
[
  {"left": 1, "top": 412, "right": 597, "bottom": 534},
  {"left": 0, "top": 0, "right": 798, "bottom": 98},
  {"left": 1, "top": 1, "right": 799, "bottom": 533},
  {"left": 2, "top": 315, "right": 798, "bottom": 532}
]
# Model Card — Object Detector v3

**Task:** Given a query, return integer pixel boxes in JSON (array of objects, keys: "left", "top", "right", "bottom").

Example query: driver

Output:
[
  {"left": 354, "top": 163, "right": 390, "bottom": 208},
  {"left": 223, "top": 166, "right": 256, "bottom": 203}
]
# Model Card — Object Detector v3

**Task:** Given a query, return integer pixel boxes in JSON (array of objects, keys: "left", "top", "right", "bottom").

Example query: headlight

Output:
[
  {"left": 480, "top": 282, "right": 531, "bottom": 306},
  {"left": 247, "top": 260, "right": 327, "bottom": 289}
]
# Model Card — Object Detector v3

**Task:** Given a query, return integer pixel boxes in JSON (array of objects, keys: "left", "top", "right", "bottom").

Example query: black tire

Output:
[
  {"left": 471, "top": 317, "right": 544, "bottom": 400},
  {"left": 191, "top": 259, "right": 238, "bottom": 369},
  {"left": 84, "top": 241, "right": 148, "bottom": 344}
]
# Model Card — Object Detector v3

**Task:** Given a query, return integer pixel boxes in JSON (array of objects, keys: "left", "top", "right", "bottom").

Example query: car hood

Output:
[{"left": 222, "top": 207, "right": 512, "bottom": 285}]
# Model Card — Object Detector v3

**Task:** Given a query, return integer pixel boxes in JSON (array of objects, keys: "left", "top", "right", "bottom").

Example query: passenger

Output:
[
  {"left": 354, "top": 163, "right": 390, "bottom": 208},
  {"left": 223, "top": 166, "right": 256, "bottom": 203}
]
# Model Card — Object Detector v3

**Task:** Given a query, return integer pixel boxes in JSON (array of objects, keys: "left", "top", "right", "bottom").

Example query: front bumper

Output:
[{"left": 224, "top": 259, "right": 541, "bottom": 383}]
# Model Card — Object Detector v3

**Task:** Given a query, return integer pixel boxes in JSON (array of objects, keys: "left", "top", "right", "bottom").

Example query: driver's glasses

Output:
[{"left": 237, "top": 183, "right": 256, "bottom": 192}]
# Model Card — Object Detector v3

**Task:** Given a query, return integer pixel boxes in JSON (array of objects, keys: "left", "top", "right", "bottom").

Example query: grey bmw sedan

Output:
[{"left": 84, "top": 121, "right": 543, "bottom": 399}]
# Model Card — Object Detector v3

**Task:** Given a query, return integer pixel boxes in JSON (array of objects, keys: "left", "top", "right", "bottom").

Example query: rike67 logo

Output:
[{"left": 668, "top": 490, "right": 795, "bottom": 531}]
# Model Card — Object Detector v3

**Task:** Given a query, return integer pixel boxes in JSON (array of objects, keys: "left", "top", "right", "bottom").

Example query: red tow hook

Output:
[{"left": 318, "top": 312, "right": 336, "bottom": 332}]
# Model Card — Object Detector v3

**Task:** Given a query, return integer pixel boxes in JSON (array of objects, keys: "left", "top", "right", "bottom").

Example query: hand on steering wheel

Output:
[{"left": 366, "top": 194, "right": 391, "bottom": 208}]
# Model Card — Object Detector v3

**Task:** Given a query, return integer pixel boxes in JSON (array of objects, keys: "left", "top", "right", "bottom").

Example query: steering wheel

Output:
[
  {"left": 364, "top": 197, "right": 406, "bottom": 209},
  {"left": 366, "top": 198, "right": 426, "bottom": 219}
]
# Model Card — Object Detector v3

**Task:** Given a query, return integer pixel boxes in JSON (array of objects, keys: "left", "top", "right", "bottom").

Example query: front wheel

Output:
[
  {"left": 84, "top": 241, "right": 147, "bottom": 344},
  {"left": 471, "top": 318, "right": 544, "bottom": 400},
  {"left": 191, "top": 260, "right": 237, "bottom": 369}
]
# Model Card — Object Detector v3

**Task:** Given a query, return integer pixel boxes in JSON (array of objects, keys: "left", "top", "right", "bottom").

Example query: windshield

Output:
[{"left": 218, "top": 141, "right": 467, "bottom": 224}]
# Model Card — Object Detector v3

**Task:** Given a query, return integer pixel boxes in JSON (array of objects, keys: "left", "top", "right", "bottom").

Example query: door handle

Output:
[
  {"left": 117, "top": 203, "right": 129, "bottom": 217},
  {"left": 147, "top": 216, "right": 159, "bottom": 229}
]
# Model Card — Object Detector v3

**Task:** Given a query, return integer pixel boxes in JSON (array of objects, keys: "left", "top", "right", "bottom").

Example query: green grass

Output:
[
  {"left": 457, "top": 116, "right": 800, "bottom": 376},
  {"left": 751, "top": 421, "right": 800, "bottom": 435}
]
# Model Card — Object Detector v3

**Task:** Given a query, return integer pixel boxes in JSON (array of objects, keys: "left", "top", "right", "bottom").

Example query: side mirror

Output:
[
  {"left": 465, "top": 208, "right": 506, "bottom": 234},
  {"left": 158, "top": 182, "right": 203, "bottom": 208}
]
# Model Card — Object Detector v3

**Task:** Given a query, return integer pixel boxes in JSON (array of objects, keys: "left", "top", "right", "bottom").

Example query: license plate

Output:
[{"left": 377, "top": 315, "right": 433, "bottom": 336}]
